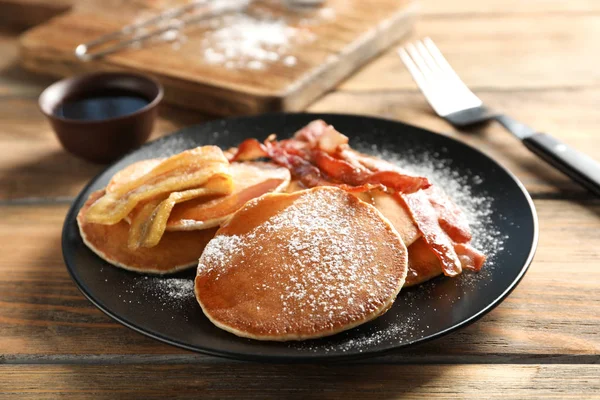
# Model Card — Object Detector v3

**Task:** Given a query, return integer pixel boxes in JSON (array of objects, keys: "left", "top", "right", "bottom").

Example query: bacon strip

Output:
[
  {"left": 399, "top": 189, "right": 487, "bottom": 276},
  {"left": 425, "top": 186, "right": 472, "bottom": 243},
  {"left": 455, "top": 243, "right": 486, "bottom": 272},
  {"left": 231, "top": 135, "right": 429, "bottom": 194},
  {"left": 229, "top": 139, "right": 267, "bottom": 161},
  {"left": 292, "top": 119, "right": 329, "bottom": 146},
  {"left": 266, "top": 143, "right": 378, "bottom": 193},
  {"left": 315, "top": 150, "right": 430, "bottom": 194},
  {"left": 399, "top": 191, "right": 463, "bottom": 277}
]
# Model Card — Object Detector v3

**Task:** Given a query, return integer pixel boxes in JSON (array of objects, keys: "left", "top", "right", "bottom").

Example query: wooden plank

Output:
[
  {"left": 1, "top": 364, "right": 599, "bottom": 399},
  {"left": 1, "top": 199, "right": 598, "bottom": 361},
  {"left": 18, "top": 0, "right": 416, "bottom": 114},
  {"left": 340, "top": 14, "right": 600, "bottom": 91}
]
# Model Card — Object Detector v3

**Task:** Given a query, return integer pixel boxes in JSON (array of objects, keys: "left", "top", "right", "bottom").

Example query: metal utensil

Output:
[
  {"left": 75, "top": 0, "right": 248, "bottom": 61},
  {"left": 75, "top": 0, "right": 325, "bottom": 61},
  {"left": 398, "top": 37, "right": 600, "bottom": 197}
]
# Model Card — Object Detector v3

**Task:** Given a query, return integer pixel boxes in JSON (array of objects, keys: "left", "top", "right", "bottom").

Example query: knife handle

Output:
[{"left": 523, "top": 133, "right": 600, "bottom": 197}]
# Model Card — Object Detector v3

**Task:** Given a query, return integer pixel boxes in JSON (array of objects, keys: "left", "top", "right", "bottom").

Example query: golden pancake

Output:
[
  {"left": 353, "top": 190, "right": 420, "bottom": 247},
  {"left": 167, "top": 162, "right": 291, "bottom": 231},
  {"left": 404, "top": 237, "right": 443, "bottom": 287},
  {"left": 78, "top": 191, "right": 217, "bottom": 274},
  {"left": 285, "top": 179, "right": 307, "bottom": 193},
  {"left": 195, "top": 186, "right": 408, "bottom": 341},
  {"left": 287, "top": 181, "right": 419, "bottom": 247}
]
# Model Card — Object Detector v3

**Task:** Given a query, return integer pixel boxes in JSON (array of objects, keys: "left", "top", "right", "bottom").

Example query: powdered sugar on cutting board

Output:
[
  {"left": 131, "top": 1, "right": 337, "bottom": 71},
  {"left": 198, "top": 5, "right": 335, "bottom": 71},
  {"left": 201, "top": 14, "right": 301, "bottom": 70}
]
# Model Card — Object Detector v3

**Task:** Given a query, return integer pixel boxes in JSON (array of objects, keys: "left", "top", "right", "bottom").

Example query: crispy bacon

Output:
[
  {"left": 266, "top": 144, "right": 377, "bottom": 193},
  {"left": 426, "top": 186, "right": 472, "bottom": 243},
  {"left": 399, "top": 191, "right": 463, "bottom": 277},
  {"left": 292, "top": 119, "right": 329, "bottom": 146},
  {"left": 455, "top": 243, "right": 486, "bottom": 271},
  {"left": 230, "top": 139, "right": 268, "bottom": 161},
  {"left": 293, "top": 119, "right": 350, "bottom": 154},
  {"left": 277, "top": 139, "right": 311, "bottom": 159},
  {"left": 231, "top": 133, "right": 429, "bottom": 194},
  {"left": 313, "top": 151, "right": 426, "bottom": 193}
]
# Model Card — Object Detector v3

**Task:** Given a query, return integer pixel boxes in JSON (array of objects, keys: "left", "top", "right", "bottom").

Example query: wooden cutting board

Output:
[
  {"left": 19, "top": 0, "right": 416, "bottom": 115},
  {"left": 0, "top": 0, "right": 73, "bottom": 29}
]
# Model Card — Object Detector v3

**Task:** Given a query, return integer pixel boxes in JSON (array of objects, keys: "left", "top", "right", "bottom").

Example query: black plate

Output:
[{"left": 62, "top": 113, "right": 538, "bottom": 362}]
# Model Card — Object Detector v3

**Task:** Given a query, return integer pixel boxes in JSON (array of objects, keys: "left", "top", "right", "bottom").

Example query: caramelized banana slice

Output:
[
  {"left": 85, "top": 146, "right": 232, "bottom": 225},
  {"left": 128, "top": 174, "right": 233, "bottom": 249},
  {"left": 106, "top": 158, "right": 165, "bottom": 193}
]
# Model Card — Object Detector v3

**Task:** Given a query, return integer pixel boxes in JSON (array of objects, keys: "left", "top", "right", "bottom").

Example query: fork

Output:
[{"left": 398, "top": 38, "right": 600, "bottom": 197}]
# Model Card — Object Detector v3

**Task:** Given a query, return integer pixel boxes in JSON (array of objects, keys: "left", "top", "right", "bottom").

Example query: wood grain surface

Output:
[
  {"left": 1, "top": 365, "right": 599, "bottom": 399},
  {"left": 1, "top": 0, "right": 600, "bottom": 398},
  {"left": 18, "top": 0, "right": 416, "bottom": 114}
]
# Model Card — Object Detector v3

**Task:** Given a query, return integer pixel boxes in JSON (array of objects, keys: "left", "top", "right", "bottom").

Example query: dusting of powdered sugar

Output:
[
  {"left": 197, "top": 4, "right": 336, "bottom": 71},
  {"left": 131, "top": 277, "right": 196, "bottom": 316},
  {"left": 198, "top": 188, "right": 404, "bottom": 327}
]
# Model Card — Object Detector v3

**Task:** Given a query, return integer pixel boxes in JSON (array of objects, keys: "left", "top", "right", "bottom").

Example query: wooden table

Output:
[{"left": 2, "top": 1, "right": 599, "bottom": 398}]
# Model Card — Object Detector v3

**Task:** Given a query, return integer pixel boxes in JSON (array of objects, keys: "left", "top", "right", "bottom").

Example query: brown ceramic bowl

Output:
[{"left": 39, "top": 72, "right": 163, "bottom": 163}]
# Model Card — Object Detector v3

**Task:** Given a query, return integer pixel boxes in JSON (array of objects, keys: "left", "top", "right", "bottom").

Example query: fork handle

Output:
[{"left": 523, "top": 133, "right": 600, "bottom": 197}]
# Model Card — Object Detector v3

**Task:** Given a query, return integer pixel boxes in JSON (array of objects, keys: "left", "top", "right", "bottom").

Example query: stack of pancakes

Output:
[
  {"left": 78, "top": 148, "right": 291, "bottom": 274},
  {"left": 78, "top": 121, "right": 482, "bottom": 341}
]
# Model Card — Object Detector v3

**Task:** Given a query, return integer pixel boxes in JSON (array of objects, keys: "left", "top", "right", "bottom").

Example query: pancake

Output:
[
  {"left": 78, "top": 191, "right": 217, "bottom": 274},
  {"left": 166, "top": 162, "right": 291, "bottom": 231},
  {"left": 287, "top": 181, "right": 420, "bottom": 247},
  {"left": 405, "top": 237, "right": 443, "bottom": 287},
  {"left": 195, "top": 186, "right": 408, "bottom": 341},
  {"left": 285, "top": 179, "right": 307, "bottom": 193},
  {"left": 354, "top": 190, "right": 420, "bottom": 247}
]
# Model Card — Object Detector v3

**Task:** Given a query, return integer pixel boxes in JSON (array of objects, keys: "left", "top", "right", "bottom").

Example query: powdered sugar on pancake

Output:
[
  {"left": 198, "top": 189, "right": 404, "bottom": 321},
  {"left": 196, "top": 187, "right": 407, "bottom": 339}
]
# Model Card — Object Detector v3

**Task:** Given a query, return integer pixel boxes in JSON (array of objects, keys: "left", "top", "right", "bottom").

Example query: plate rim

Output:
[{"left": 62, "top": 112, "right": 539, "bottom": 362}]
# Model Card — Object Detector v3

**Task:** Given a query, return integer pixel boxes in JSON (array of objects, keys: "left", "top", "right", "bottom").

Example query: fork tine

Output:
[
  {"left": 422, "top": 37, "right": 482, "bottom": 106},
  {"left": 414, "top": 40, "right": 443, "bottom": 76},
  {"left": 404, "top": 43, "right": 434, "bottom": 79},
  {"left": 397, "top": 47, "right": 447, "bottom": 116},
  {"left": 422, "top": 38, "right": 459, "bottom": 79}
]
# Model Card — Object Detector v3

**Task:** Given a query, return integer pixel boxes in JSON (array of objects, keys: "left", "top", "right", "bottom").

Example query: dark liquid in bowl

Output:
[{"left": 54, "top": 91, "right": 150, "bottom": 121}]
